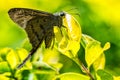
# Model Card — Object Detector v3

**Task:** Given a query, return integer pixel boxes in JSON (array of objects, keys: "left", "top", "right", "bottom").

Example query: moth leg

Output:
[
  {"left": 45, "top": 35, "right": 53, "bottom": 48},
  {"left": 59, "top": 25, "right": 68, "bottom": 37},
  {"left": 51, "top": 38, "right": 55, "bottom": 49}
]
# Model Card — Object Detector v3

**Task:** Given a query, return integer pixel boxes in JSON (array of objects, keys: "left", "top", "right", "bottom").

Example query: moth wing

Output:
[
  {"left": 25, "top": 18, "right": 45, "bottom": 51},
  {"left": 8, "top": 8, "right": 53, "bottom": 28},
  {"left": 45, "top": 29, "right": 54, "bottom": 48}
]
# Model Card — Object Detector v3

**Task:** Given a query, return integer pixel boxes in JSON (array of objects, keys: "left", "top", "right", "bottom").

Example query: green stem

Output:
[
  {"left": 74, "top": 57, "right": 94, "bottom": 80},
  {"left": 68, "top": 50, "right": 94, "bottom": 80},
  {"left": 81, "top": 35, "right": 87, "bottom": 48}
]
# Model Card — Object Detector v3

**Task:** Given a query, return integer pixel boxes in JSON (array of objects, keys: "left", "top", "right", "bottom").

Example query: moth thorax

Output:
[
  {"left": 53, "top": 16, "right": 62, "bottom": 27},
  {"left": 59, "top": 16, "right": 63, "bottom": 27}
]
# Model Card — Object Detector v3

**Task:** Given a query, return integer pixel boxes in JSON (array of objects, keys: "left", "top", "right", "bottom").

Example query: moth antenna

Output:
[
  {"left": 69, "top": 13, "right": 81, "bottom": 17},
  {"left": 63, "top": 7, "right": 80, "bottom": 17},
  {"left": 60, "top": 26, "right": 65, "bottom": 37},
  {"left": 66, "top": 7, "right": 79, "bottom": 12}
]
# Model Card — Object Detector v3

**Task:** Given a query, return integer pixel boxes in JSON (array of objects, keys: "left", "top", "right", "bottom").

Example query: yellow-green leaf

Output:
[
  {"left": 55, "top": 13, "right": 81, "bottom": 58},
  {"left": 0, "top": 75, "right": 10, "bottom": 80},
  {"left": 0, "top": 72, "right": 11, "bottom": 80},
  {"left": 53, "top": 72, "right": 90, "bottom": 80},
  {"left": 0, "top": 61, "right": 10, "bottom": 73},
  {"left": 82, "top": 34, "right": 110, "bottom": 68},
  {"left": 43, "top": 49, "right": 59, "bottom": 64},
  {"left": 6, "top": 49, "right": 19, "bottom": 69},
  {"left": 103, "top": 42, "right": 110, "bottom": 51},
  {"left": 58, "top": 37, "right": 69, "bottom": 52},
  {"left": 96, "top": 73, "right": 101, "bottom": 80},
  {"left": 97, "top": 70, "right": 113, "bottom": 80},
  {"left": 58, "top": 39, "right": 80, "bottom": 58},
  {"left": 85, "top": 41, "right": 103, "bottom": 68},
  {"left": 0, "top": 48, "right": 11, "bottom": 61},
  {"left": 113, "top": 76, "right": 120, "bottom": 80},
  {"left": 43, "top": 49, "right": 63, "bottom": 70},
  {"left": 17, "top": 48, "right": 32, "bottom": 69},
  {"left": 93, "top": 54, "right": 105, "bottom": 71},
  {"left": 63, "top": 13, "right": 81, "bottom": 42}
]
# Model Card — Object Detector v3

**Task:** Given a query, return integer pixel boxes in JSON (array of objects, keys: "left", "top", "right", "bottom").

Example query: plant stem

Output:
[
  {"left": 74, "top": 58, "right": 95, "bottom": 80},
  {"left": 69, "top": 50, "right": 94, "bottom": 80}
]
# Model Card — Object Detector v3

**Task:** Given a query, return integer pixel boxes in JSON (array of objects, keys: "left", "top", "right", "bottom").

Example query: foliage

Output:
[{"left": 0, "top": 0, "right": 120, "bottom": 80}]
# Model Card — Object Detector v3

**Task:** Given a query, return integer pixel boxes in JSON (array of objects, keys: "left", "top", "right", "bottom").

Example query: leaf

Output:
[
  {"left": 63, "top": 13, "right": 82, "bottom": 42},
  {"left": 0, "top": 48, "right": 11, "bottom": 61},
  {"left": 58, "top": 37, "right": 68, "bottom": 52},
  {"left": 113, "top": 76, "right": 120, "bottom": 80},
  {"left": 0, "top": 61, "right": 10, "bottom": 73},
  {"left": 103, "top": 42, "right": 110, "bottom": 51},
  {"left": 43, "top": 49, "right": 60, "bottom": 64},
  {"left": 6, "top": 49, "right": 19, "bottom": 69},
  {"left": 93, "top": 54, "right": 105, "bottom": 71},
  {"left": 97, "top": 69, "right": 113, "bottom": 80},
  {"left": 0, "top": 75, "right": 10, "bottom": 80},
  {"left": 85, "top": 41, "right": 102, "bottom": 68},
  {"left": 58, "top": 39, "right": 80, "bottom": 58},
  {"left": 82, "top": 34, "right": 110, "bottom": 68},
  {"left": 53, "top": 72, "right": 90, "bottom": 80},
  {"left": 21, "top": 70, "right": 31, "bottom": 80},
  {"left": 33, "top": 70, "right": 56, "bottom": 80},
  {"left": 55, "top": 13, "right": 81, "bottom": 58},
  {"left": 33, "top": 61, "right": 54, "bottom": 70},
  {"left": 96, "top": 73, "right": 101, "bottom": 80},
  {"left": 43, "top": 49, "right": 63, "bottom": 71},
  {"left": 17, "top": 48, "right": 32, "bottom": 69},
  {"left": 0, "top": 72, "right": 11, "bottom": 80},
  {"left": 66, "top": 40, "right": 80, "bottom": 57}
]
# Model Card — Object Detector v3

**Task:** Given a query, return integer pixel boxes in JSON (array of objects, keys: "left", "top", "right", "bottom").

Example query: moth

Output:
[{"left": 8, "top": 8, "right": 66, "bottom": 69}]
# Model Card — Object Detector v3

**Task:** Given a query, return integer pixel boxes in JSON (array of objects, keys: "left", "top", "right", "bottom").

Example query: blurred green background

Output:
[{"left": 0, "top": 0, "right": 120, "bottom": 76}]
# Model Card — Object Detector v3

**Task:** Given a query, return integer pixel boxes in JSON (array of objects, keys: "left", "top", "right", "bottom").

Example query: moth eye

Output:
[{"left": 60, "top": 12, "right": 65, "bottom": 17}]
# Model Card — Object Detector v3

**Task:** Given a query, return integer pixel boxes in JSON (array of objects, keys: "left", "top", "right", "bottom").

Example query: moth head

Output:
[
  {"left": 54, "top": 11, "right": 66, "bottom": 18},
  {"left": 59, "top": 11, "right": 66, "bottom": 17}
]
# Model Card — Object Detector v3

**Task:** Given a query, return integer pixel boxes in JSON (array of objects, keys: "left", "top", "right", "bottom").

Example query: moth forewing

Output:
[
  {"left": 8, "top": 8, "right": 63, "bottom": 69},
  {"left": 8, "top": 8, "right": 54, "bottom": 28}
]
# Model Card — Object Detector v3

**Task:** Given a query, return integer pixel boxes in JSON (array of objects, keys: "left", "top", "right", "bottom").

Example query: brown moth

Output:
[{"left": 8, "top": 8, "right": 65, "bottom": 69}]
